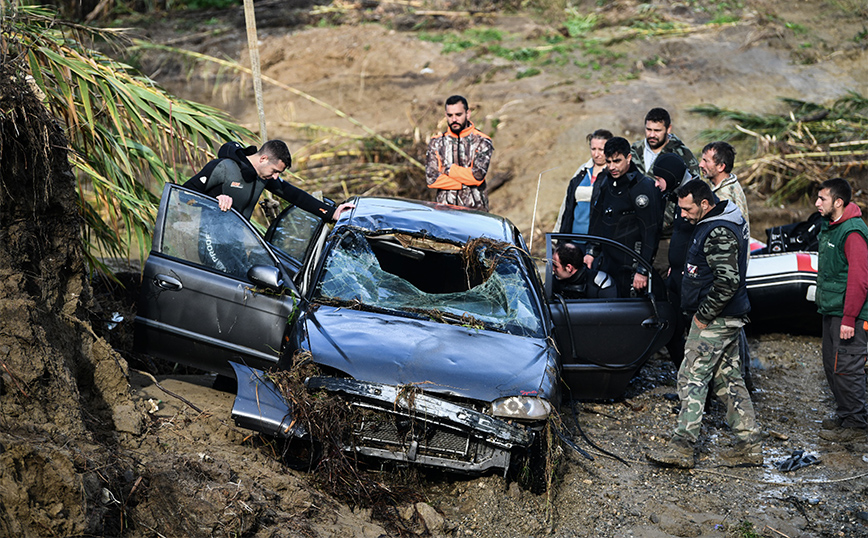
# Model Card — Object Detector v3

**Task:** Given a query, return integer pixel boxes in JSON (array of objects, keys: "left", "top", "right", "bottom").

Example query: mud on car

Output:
[
  {"left": 135, "top": 184, "right": 674, "bottom": 476},
  {"left": 136, "top": 185, "right": 562, "bottom": 475}
]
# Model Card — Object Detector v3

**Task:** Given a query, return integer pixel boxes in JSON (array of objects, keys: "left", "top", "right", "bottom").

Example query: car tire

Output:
[
  {"left": 510, "top": 430, "right": 551, "bottom": 494},
  {"left": 281, "top": 436, "right": 323, "bottom": 471}
]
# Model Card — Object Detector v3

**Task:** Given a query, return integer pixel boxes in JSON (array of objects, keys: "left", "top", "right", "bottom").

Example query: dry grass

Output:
[{"left": 692, "top": 93, "right": 868, "bottom": 205}]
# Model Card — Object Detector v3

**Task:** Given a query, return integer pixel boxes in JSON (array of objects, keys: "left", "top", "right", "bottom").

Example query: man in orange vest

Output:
[{"left": 426, "top": 95, "right": 494, "bottom": 211}]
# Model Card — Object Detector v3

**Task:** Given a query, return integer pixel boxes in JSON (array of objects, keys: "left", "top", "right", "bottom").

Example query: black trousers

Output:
[{"left": 822, "top": 315, "right": 868, "bottom": 429}]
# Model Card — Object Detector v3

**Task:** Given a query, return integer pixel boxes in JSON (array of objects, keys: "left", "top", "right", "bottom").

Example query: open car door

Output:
[
  {"left": 545, "top": 233, "right": 676, "bottom": 399},
  {"left": 134, "top": 184, "right": 310, "bottom": 376},
  {"left": 264, "top": 196, "right": 333, "bottom": 278}
]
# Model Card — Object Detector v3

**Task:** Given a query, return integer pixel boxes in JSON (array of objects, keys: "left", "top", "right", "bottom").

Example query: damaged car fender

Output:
[{"left": 230, "top": 362, "right": 538, "bottom": 474}]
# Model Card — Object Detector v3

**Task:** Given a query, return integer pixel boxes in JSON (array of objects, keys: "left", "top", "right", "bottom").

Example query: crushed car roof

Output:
[{"left": 339, "top": 197, "right": 519, "bottom": 245}]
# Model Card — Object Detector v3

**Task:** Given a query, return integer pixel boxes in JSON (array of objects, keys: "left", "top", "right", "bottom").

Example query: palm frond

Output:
[
  {"left": 132, "top": 41, "right": 425, "bottom": 172},
  {"left": 691, "top": 93, "right": 868, "bottom": 204},
  {"left": 2, "top": 4, "right": 255, "bottom": 272}
]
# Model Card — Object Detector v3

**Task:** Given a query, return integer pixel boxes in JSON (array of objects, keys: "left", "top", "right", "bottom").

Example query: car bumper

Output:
[{"left": 230, "top": 363, "right": 536, "bottom": 474}]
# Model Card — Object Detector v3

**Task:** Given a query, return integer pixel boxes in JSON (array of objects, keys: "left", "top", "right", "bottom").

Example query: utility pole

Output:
[{"left": 242, "top": 0, "right": 267, "bottom": 142}]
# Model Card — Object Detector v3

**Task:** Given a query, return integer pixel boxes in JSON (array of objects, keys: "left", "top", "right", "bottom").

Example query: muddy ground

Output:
[
  {"left": 2, "top": 0, "right": 868, "bottom": 537},
  {"left": 118, "top": 324, "right": 868, "bottom": 538}
]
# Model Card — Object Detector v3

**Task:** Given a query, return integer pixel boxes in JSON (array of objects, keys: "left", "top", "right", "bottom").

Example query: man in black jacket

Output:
[
  {"left": 184, "top": 140, "right": 353, "bottom": 221},
  {"left": 583, "top": 137, "right": 661, "bottom": 297},
  {"left": 552, "top": 242, "right": 588, "bottom": 299}
]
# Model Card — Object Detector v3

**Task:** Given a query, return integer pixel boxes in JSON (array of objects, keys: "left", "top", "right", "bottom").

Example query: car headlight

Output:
[{"left": 491, "top": 396, "right": 552, "bottom": 421}]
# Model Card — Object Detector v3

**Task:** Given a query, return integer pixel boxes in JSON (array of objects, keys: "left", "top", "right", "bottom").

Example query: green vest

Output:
[{"left": 816, "top": 214, "right": 868, "bottom": 319}]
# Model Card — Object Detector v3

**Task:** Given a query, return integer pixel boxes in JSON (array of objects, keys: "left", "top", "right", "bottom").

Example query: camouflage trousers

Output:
[{"left": 673, "top": 316, "right": 760, "bottom": 444}]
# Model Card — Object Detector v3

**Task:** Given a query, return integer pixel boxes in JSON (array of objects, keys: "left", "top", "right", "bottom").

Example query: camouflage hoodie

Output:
[
  {"left": 682, "top": 200, "right": 750, "bottom": 323},
  {"left": 426, "top": 121, "right": 493, "bottom": 211},
  {"left": 630, "top": 133, "right": 700, "bottom": 180},
  {"left": 711, "top": 172, "right": 750, "bottom": 240}
]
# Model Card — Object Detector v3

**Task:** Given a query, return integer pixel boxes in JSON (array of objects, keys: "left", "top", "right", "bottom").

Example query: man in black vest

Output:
[{"left": 646, "top": 180, "right": 761, "bottom": 469}]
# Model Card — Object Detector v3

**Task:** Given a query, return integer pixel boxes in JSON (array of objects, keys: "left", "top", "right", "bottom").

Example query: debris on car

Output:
[
  {"left": 136, "top": 188, "right": 560, "bottom": 478},
  {"left": 135, "top": 186, "right": 682, "bottom": 481}
]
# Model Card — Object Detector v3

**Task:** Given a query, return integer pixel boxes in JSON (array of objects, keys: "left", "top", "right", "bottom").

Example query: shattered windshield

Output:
[{"left": 314, "top": 229, "right": 544, "bottom": 338}]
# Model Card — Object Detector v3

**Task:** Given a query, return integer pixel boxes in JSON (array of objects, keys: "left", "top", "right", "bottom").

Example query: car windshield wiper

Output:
[
  {"left": 314, "top": 298, "right": 429, "bottom": 321},
  {"left": 314, "top": 297, "right": 498, "bottom": 330}
]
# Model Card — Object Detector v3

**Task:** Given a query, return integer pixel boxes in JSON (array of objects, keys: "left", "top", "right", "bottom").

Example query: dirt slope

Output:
[{"left": 147, "top": 0, "right": 867, "bottom": 242}]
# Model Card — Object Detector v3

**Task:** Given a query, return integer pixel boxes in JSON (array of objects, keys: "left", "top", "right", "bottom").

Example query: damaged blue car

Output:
[{"left": 136, "top": 185, "right": 560, "bottom": 474}]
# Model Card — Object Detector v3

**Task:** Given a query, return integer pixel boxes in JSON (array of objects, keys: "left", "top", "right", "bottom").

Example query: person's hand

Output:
[
  {"left": 693, "top": 315, "right": 708, "bottom": 330},
  {"left": 583, "top": 254, "right": 594, "bottom": 269},
  {"left": 216, "top": 194, "right": 233, "bottom": 212},
  {"left": 332, "top": 202, "right": 356, "bottom": 221},
  {"left": 633, "top": 272, "right": 648, "bottom": 290},
  {"left": 840, "top": 323, "right": 855, "bottom": 340}
]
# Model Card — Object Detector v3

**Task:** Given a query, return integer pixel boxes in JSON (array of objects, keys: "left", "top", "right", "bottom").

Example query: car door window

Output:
[
  {"left": 266, "top": 204, "right": 325, "bottom": 266},
  {"left": 545, "top": 232, "right": 675, "bottom": 372},
  {"left": 137, "top": 185, "right": 298, "bottom": 375},
  {"left": 160, "top": 188, "right": 275, "bottom": 280}
]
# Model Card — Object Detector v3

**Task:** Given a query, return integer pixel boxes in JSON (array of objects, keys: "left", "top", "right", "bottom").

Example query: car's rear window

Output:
[{"left": 314, "top": 229, "right": 544, "bottom": 338}]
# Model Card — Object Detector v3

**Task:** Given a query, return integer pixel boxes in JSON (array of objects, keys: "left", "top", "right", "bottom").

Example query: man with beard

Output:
[
  {"left": 630, "top": 107, "right": 700, "bottom": 179},
  {"left": 583, "top": 137, "right": 661, "bottom": 297},
  {"left": 700, "top": 141, "right": 750, "bottom": 240},
  {"left": 426, "top": 95, "right": 494, "bottom": 211},
  {"left": 699, "top": 140, "right": 755, "bottom": 388},
  {"left": 646, "top": 179, "right": 761, "bottom": 469},
  {"left": 815, "top": 177, "right": 868, "bottom": 444}
]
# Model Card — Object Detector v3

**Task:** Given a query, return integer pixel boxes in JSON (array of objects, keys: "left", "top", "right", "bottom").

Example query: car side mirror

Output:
[{"left": 248, "top": 265, "right": 286, "bottom": 292}]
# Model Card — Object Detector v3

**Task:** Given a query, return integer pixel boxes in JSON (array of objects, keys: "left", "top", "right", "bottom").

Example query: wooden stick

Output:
[
  {"left": 414, "top": 10, "right": 493, "bottom": 16},
  {"left": 529, "top": 167, "right": 559, "bottom": 253},
  {"left": 763, "top": 525, "right": 792, "bottom": 538},
  {"left": 242, "top": 0, "right": 267, "bottom": 142}
]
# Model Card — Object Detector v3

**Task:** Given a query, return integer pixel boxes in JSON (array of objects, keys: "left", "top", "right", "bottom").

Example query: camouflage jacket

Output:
[
  {"left": 630, "top": 133, "right": 700, "bottom": 180},
  {"left": 712, "top": 173, "right": 750, "bottom": 239},
  {"left": 426, "top": 121, "right": 493, "bottom": 211},
  {"left": 682, "top": 200, "right": 750, "bottom": 323}
]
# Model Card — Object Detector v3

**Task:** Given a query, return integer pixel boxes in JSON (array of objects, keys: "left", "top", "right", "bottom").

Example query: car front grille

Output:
[
  {"left": 305, "top": 376, "right": 531, "bottom": 474},
  {"left": 356, "top": 408, "right": 471, "bottom": 458},
  {"left": 349, "top": 403, "right": 512, "bottom": 473}
]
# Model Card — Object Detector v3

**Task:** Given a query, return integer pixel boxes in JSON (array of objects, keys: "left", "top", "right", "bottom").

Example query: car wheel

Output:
[
  {"left": 510, "top": 430, "right": 552, "bottom": 494},
  {"left": 280, "top": 436, "right": 323, "bottom": 471}
]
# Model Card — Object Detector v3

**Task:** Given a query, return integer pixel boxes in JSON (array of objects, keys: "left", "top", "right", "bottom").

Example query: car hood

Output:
[{"left": 297, "top": 305, "right": 558, "bottom": 404}]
